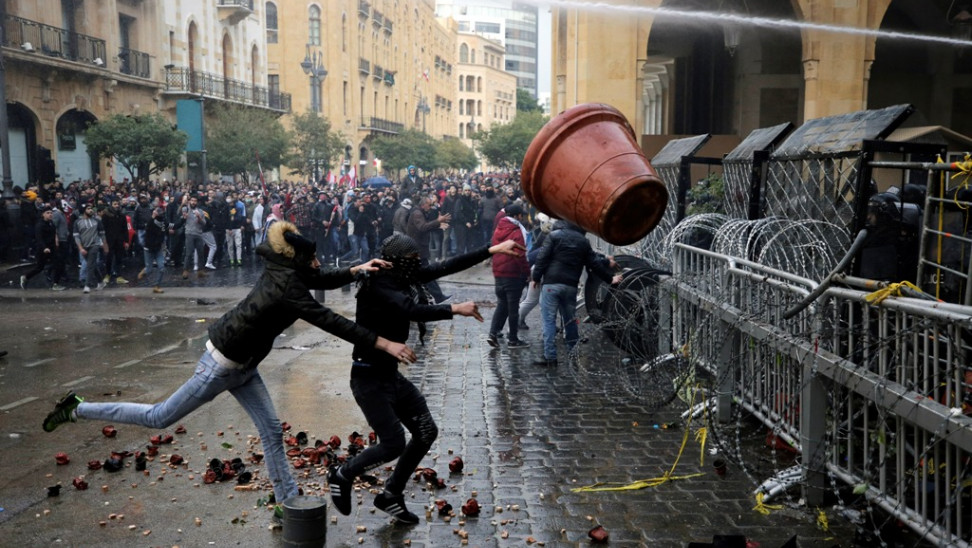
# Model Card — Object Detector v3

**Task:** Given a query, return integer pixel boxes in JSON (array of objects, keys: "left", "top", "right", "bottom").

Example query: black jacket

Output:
[
  {"left": 352, "top": 246, "right": 491, "bottom": 374},
  {"left": 532, "top": 221, "right": 614, "bottom": 286},
  {"left": 208, "top": 221, "right": 377, "bottom": 367},
  {"left": 144, "top": 216, "right": 168, "bottom": 252}
]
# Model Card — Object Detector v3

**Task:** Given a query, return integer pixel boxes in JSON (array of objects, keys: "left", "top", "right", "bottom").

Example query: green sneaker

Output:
[
  {"left": 271, "top": 504, "right": 284, "bottom": 526},
  {"left": 42, "top": 391, "right": 83, "bottom": 432}
]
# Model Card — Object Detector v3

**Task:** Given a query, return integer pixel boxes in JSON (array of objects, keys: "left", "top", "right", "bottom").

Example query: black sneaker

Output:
[
  {"left": 508, "top": 339, "right": 529, "bottom": 349},
  {"left": 328, "top": 466, "right": 352, "bottom": 515},
  {"left": 518, "top": 322, "right": 529, "bottom": 331},
  {"left": 374, "top": 492, "right": 419, "bottom": 524},
  {"left": 486, "top": 334, "right": 499, "bottom": 348},
  {"left": 43, "top": 391, "right": 84, "bottom": 432},
  {"left": 532, "top": 357, "right": 557, "bottom": 367}
]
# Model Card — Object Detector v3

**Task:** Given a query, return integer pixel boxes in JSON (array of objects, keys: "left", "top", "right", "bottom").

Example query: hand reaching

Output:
[
  {"left": 488, "top": 239, "right": 526, "bottom": 257},
  {"left": 351, "top": 258, "right": 392, "bottom": 275},
  {"left": 451, "top": 301, "right": 483, "bottom": 322}
]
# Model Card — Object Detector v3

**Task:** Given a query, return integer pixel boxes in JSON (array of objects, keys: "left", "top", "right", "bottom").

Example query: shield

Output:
[{"left": 362, "top": 176, "right": 392, "bottom": 188}]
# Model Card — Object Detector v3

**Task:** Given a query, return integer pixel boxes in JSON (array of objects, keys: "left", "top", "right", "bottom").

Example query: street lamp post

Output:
[
  {"left": 301, "top": 45, "right": 328, "bottom": 112},
  {"left": 197, "top": 96, "right": 207, "bottom": 183}
]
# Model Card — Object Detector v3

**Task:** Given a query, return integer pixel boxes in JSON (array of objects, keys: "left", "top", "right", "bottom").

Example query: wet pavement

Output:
[{"left": 0, "top": 255, "right": 924, "bottom": 547}]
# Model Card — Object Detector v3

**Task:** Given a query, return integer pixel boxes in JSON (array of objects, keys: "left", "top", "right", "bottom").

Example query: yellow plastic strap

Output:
[
  {"left": 753, "top": 492, "right": 783, "bottom": 515},
  {"left": 864, "top": 280, "right": 924, "bottom": 305}
]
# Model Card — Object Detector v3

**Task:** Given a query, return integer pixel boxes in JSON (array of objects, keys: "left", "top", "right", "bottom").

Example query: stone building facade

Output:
[
  {"left": 455, "top": 31, "right": 517, "bottom": 171},
  {"left": 551, "top": 0, "right": 972, "bottom": 140},
  {"left": 266, "top": 0, "right": 458, "bottom": 181}
]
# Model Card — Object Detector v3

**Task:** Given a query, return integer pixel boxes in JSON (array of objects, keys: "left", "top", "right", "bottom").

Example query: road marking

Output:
[
  {"left": 0, "top": 396, "right": 39, "bottom": 411},
  {"left": 63, "top": 376, "right": 95, "bottom": 387},
  {"left": 75, "top": 345, "right": 95, "bottom": 353},
  {"left": 24, "top": 358, "right": 55, "bottom": 368},
  {"left": 114, "top": 359, "right": 141, "bottom": 369},
  {"left": 152, "top": 342, "right": 183, "bottom": 355}
]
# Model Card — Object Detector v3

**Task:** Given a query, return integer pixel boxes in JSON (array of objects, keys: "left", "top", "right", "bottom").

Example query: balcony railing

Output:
[
  {"left": 4, "top": 14, "right": 106, "bottom": 65},
  {"left": 373, "top": 11, "right": 384, "bottom": 27},
  {"left": 118, "top": 46, "right": 150, "bottom": 78},
  {"left": 358, "top": 58, "right": 370, "bottom": 75},
  {"left": 383, "top": 18, "right": 393, "bottom": 34},
  {"left": 163, "top": 67, "right": 291, "bottom": 113},
  {"left": 361, "top": 116, "right": 403, "bottom": 135},
  {"left": 358, "top": 0, "right": 370, "bottom": 18},
  {"left": 373, "top": 64, "right": 384, "bottom": 80},
  {"left": 216, "top": 0, "right": 254, "bottom": 24}
]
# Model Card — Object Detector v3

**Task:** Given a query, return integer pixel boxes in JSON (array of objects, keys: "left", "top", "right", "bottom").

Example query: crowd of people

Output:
[
  {"left": 7, "top": 168, "right": 534, "bottom": 293},
  {"left": 33, "top": 164, "right": 624, "bottom": 528}
]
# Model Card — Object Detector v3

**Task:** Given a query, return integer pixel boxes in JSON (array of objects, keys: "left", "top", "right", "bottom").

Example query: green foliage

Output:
[
  {"left": 435, "top": 139, "right": 479, "bottom": 172},
  {"left": 84, "top": 113, "right": 188, "bottom": 179},
  {"left": 370, "top": 129, "right": 437, "bottom": 174},
  {"left": 287, "top": 111, "right": 346, "bottom": 177},
  {"left": 516, "top": 88, "right": 542, "bottom": 113},
  {"left": 472, "top": 110, "right": 548, "bottom": 171},
  {"left": 686, "top": 172, "right": 725, "bottom": 215},
  {"left": 206, "top": 103, "right": 291, "bottom": 181}
]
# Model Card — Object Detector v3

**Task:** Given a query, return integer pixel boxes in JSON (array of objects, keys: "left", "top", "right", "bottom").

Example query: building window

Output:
[
  {"left": 266, "top": 2, "right": 278, "bottom": 44},
  {"left": 459, "top": 43, "right": 469, "bottom": 63},
  {"left": 309, "top": 5, "right": 321, "bottom": 46}
]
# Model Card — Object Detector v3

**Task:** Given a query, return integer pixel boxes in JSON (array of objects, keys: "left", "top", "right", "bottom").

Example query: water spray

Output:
[{"left": 529, "top": 0, "right": 972, "bottom": 48}]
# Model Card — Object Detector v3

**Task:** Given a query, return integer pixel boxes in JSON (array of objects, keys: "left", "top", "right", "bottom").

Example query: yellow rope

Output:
[
  {"left": 816, "top": 508, "right": 830, "bottom": 532},
  {"left": 753, "top": 492, "right": 783, "bottom": 515},
  {"left": 695, "top": 427, "right": 708, "bottom": 467},
  {"left": 864, "top": 280, "right": 925, "bottom": 305},
  {"left": 572, "top": 385, "right": 705, "bottom": 493},
  {"left": 950, "top": 153, "right": 972, "bottom": 211}
]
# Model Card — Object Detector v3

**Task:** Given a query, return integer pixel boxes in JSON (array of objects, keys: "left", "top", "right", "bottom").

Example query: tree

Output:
[
  {"left": 435, "top": 139, "right": 479, "bottom": 172},
  {"left": 472, "top": 110, "right": 548, "bottom": 170},
  {"left": 369, "top": 129, "right": 437, "bottom": 174},
  {"left": 516, "top": 88, "right": 542, "bottom": 113},
  {"left": 84, "top": 113, "right": 188, "bottom": 180},
  {"left": 206, "top": 103, "right": 290, "bottom": 181},
  {"left": 287, "top": 111, "right": 345, "bottom": 181}
]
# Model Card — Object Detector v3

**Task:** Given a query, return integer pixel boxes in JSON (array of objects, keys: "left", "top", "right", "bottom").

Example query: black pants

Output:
[
  {"left": 490, "top": 276, "right": 526, "bottom": 341},
  {"left": 24, "top": 250, "right": 56, "bottom": 285},
  {"left": 341, "top": 368, "right": 438, "bottom": 496}
]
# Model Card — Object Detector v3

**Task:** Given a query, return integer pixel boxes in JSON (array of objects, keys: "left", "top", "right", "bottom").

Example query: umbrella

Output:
[{"left": 363, "top": 176, "right": 392, "bottom": 188}]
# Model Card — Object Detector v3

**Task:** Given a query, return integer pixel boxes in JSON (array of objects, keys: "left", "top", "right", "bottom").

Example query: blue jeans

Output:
[
  {"left": 143, "top": 247, "right": 165, "bottom": 286},
  {"left": 76, "top": 351, "right": 298, "bottom": 503},
  {"left": 540, "top": 283, "right": 579, "bottom": 360}
]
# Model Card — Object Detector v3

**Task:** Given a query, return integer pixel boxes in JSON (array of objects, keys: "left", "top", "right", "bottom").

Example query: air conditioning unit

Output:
[{"left": 21, "top": 42, "right": 34, "bottom": 52}]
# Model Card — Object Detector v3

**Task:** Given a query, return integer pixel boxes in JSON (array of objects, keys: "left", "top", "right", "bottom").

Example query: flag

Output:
[
  {"left": 422, "top": 69, "right": 430, "bottom": 82},
  {"left": 254, "top": 150, "right": 269, "bottom": 198},
  {"left": 349, "top": 165, "right": 357, "bottom": 188}
]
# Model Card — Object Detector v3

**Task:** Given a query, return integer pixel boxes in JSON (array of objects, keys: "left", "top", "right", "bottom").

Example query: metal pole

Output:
[
  {"left": 198, "top": 96, "right": 207, "bottom": 183},
  {"left": 0, "top": 0, "right": 23, "bottom": 262}
]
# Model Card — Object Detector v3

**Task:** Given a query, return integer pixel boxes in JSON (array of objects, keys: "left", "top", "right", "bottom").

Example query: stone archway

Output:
[{"left": 55, "top": 109, "right": 97, "bottom": 183}]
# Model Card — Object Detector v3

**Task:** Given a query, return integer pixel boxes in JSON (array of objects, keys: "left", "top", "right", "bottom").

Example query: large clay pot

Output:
[{"left": 521, "top": 103, "right": 667, "bottom": 245}]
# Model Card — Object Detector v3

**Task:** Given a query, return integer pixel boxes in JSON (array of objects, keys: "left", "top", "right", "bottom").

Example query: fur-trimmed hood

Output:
[{"left": 267, "top": 221, "right": 301, "bottom": 259}]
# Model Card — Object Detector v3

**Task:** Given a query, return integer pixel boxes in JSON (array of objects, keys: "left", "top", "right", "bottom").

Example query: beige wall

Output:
[{"left": 268, "top": 0, "right": 458, "bottom": 180}]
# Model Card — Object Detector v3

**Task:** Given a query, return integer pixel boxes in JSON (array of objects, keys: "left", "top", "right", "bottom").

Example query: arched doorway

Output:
[
  {"left": 188, "top": 21, "right": 199, "bottom": 91},
  {"left": 646, "top": 0, "right": 803, "bottom": 136},
  {"left": 869, "top": 0, "right": 972, "bottom": 136},
  {"left": 56, "top": 109, "right": 97, "bottom": 183},
  {"left": 5, "top": 103, "right": 41, "bottom": 187}
]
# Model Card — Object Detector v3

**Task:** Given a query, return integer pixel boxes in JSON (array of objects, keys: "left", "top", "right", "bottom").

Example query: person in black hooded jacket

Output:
[
  {"left": 327, "top": 233, "right": 523, "bottom": 524},
  {"left": 41, "top": 221, "right": 417, "bottom": 518}
]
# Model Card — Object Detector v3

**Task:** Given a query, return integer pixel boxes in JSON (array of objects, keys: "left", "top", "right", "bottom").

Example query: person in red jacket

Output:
[{"left": 487, "top": 203, "right": 531, "bottom": 348}]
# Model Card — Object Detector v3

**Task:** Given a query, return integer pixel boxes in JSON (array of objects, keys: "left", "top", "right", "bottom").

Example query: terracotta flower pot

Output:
[{"left": 521, "top": 103, "right": 668, "bottom": 246}]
